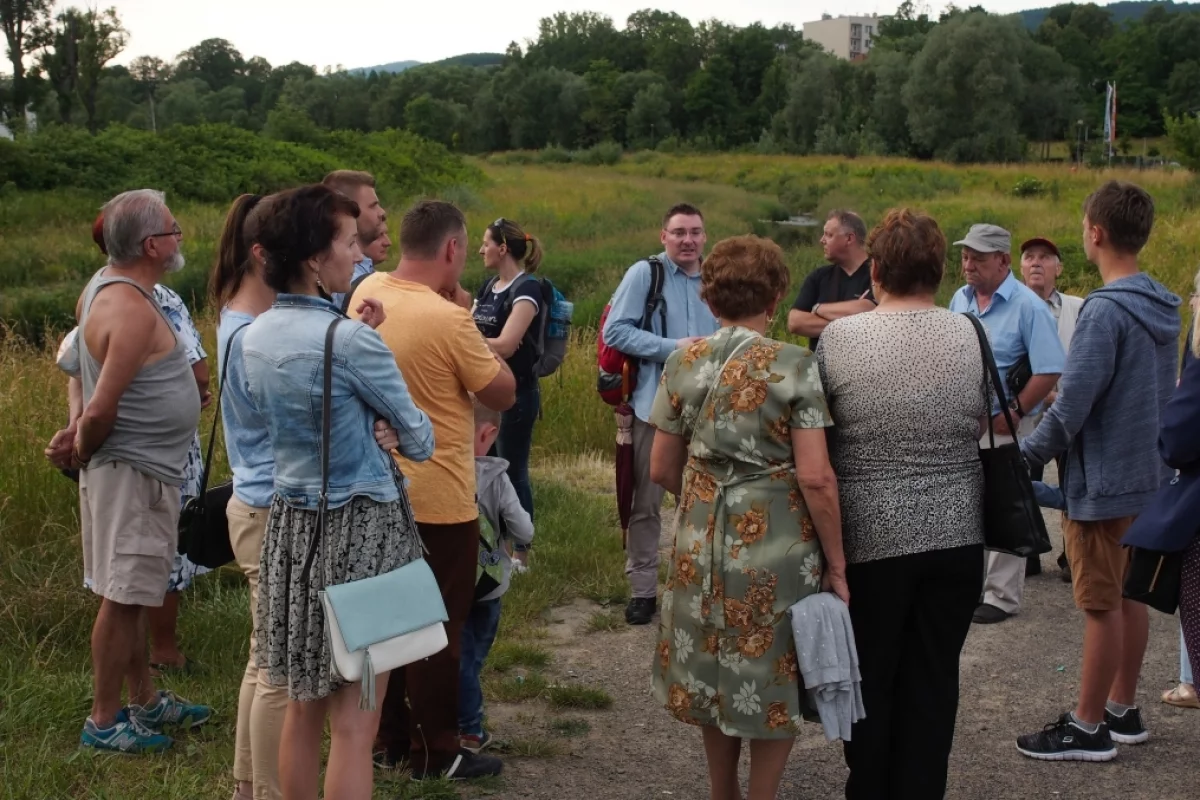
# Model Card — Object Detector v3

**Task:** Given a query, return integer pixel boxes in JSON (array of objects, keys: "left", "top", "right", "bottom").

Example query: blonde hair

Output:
[{"left": 472, "top": 396, "right": 502, "bottom": 429}]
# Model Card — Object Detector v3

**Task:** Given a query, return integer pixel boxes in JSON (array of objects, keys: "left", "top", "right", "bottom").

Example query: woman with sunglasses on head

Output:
[{"left": 472, "top": 218, "right": 545, "bottom": 536}]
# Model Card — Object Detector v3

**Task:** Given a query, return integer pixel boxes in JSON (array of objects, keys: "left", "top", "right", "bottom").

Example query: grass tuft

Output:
[
  {"left": 586, "top": 610, "right": 624, "bottom": 633},
  {"left": 545, "top": 684, "right": 614, "bottom": 710},
  {"left": 549, "top": 717, "right": 592, "bottom": 737}
]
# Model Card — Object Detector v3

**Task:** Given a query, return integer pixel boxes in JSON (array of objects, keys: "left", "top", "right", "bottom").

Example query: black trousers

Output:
[{"left": 843, "top": 545, "right": 984, "bottom": 800}]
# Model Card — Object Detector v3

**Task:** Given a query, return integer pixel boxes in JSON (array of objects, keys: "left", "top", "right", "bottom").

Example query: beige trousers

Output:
[{"left": 228, "top": 496, "right": 289, "bottom": 800}]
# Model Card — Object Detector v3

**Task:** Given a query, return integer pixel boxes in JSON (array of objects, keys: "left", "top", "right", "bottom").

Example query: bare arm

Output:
[
  {"left": 792, "top": 427, "right": 848, "bottom": 604},
  {"left": 649, "top": 429, "right": 687, "bottom": 496},
  {"left": 76, "top": 296, "right": 159, "bottom": 460},
  {"left": 787, "top": 309, "right": 828, "bottom": 338},
  {"left": 488, "top": 301, "right": 539, "bottom": 360},
  {"left": 474, "top": 355, "right": 517, "bottom": 411},
  {"left": 192, "top": 359, "right": 212, "bottom": 409},
  {"left": 68, "top": 376, "right": 83, "bottom": 425},
  {"left": 993, "top": 373, "right": 1060, "bottom": 436},
  {"left": 812, "top": 298, "right": 875, "bottom": 321}
]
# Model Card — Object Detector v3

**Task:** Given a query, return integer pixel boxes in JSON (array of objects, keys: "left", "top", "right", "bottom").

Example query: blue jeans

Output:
[
  {"left": 496, "top": 380, "right": 539, "bottom": 534},
  {"left": 458, "top": 598, "right": 502, "bottom": 736}
]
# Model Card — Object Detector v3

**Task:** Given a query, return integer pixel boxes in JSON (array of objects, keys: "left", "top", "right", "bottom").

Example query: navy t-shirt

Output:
[
  {"left": 474, "top": 274, "right": 542, "bottom": 384},
  {"left": 790, "top": 260, "right": 874, "bottom": 350}
]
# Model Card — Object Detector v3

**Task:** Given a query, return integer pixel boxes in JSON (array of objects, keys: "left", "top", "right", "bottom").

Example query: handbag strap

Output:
[
  {"left": 962, "top": 313, "right": 1022, "bottom": 449},
  {"left": 299, "top": 317, "right": 342, "bottom": 584},
  {"left": 195, "top": 322, "right": 251, "bottom": 501}
]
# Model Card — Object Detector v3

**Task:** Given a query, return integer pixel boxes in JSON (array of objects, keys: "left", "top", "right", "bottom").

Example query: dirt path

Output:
[{"left": 487, "top": 509, "right": 1198, "bottom": 800}]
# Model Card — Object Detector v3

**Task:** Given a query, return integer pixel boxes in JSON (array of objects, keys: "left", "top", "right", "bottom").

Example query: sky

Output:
[{"left": 90, "top": 0, "right": 1053, "bottom": 72}]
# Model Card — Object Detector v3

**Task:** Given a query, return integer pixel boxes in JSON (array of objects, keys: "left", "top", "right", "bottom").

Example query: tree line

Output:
[{"left": 3, "top": 2, "right": 1200, "bottom": 162}]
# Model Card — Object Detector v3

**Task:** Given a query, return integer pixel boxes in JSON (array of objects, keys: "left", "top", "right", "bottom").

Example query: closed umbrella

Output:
[{"left": 614, "top": 402, "right": 635, "bottom": 550}]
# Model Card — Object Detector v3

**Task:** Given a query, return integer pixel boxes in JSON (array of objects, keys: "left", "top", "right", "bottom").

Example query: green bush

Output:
[
  {"left": 1011, "top": 176, "right": 1047, "bottom": 198},
  {"left": 572, "top": 141, "right": 623, "bottom": 166},
  {"left": 537, "top": 146, "right": 574, "bottom": 164},
  {"left": 0, "top": 124, "right": 482, "bottom": 203}
]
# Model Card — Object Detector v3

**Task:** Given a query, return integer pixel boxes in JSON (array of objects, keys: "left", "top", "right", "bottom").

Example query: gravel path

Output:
[{"left": 489, "top": 508, "right": 1198, "bottom": 800}]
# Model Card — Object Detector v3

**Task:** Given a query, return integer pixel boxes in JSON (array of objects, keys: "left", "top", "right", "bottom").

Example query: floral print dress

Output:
[{"left": 648, "top": 326, "right": 833, "bottom": 739}]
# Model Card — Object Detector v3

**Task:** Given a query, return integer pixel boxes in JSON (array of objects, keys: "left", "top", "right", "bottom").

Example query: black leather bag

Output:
[
  {"left": 964, "top": 314, "right": 1053, "bottom": 558},
  {"left": 1123, "top": 548, "right": 1183, "bottom": 615},
  {"left": 178, "top": 324, "right": 249, "bottom": 570}
]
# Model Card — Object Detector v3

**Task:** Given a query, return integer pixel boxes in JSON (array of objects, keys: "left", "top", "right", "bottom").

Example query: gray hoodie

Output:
[
  {"left": 1022, "top": 273, "right": 1181, "bottom": 521},
  {"left": 475, "top": 456, "right": 534, "bottom": 602}
]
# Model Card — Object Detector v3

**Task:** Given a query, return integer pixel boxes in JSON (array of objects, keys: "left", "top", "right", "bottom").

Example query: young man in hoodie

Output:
[{"left": 1016, "top": 181, "right": 1181, "bottom": 762}]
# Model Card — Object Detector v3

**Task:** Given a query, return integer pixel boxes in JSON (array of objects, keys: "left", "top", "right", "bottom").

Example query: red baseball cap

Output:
[{"left": 1019, "top": 237, "right": 1060, "bottom": 259}]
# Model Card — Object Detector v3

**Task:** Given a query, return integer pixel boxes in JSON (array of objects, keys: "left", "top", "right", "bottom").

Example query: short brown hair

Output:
[
  {"left": 322, "top": 170, "right": 375, "bottom": 198},
  {"left": 700, "top": 235, "right": 790, "bottom": 320},
  {"left": 827, "top": 209, "right": 867, "bottom": 245},
  {"left": 868, "top": 208, "right": 947, "bottom": 297},
  {"left": 1083, "top": 180, "right": 1155, "bottom": 255},
  {"left": 663, "top": 203, "right": 703, "bottom": 228},
  {"left": 399, "top": 200, "right": 466, "bottom": 259}
]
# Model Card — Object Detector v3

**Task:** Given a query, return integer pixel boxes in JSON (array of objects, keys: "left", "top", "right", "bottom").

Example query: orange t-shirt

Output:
[{"left": 351, "top": 273, "right": 501, "bottom": 524}]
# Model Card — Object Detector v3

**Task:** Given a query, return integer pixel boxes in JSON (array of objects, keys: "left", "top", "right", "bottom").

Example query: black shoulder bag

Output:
[
  {"left": 963, "top": 314, "right": 1053, "bottom": 558},
  {"left": 177, "top": 323, "right": 250, "bottom": 569}
]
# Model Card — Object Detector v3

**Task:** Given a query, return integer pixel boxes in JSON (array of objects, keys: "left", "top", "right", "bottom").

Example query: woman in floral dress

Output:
[{"left": 648, "top": 235, "right": 847, "bottom": 800}]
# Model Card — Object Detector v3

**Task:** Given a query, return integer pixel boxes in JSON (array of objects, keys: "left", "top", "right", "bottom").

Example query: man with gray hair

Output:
[
  {"left": 44, "top": 189, "right": 212, "bottom": 753},
  {"left": 948, "top": 223, "right": 1065, "bottom": 625},
  {"left": 787, "top": 209, "right": 877, "bottom": 351}
]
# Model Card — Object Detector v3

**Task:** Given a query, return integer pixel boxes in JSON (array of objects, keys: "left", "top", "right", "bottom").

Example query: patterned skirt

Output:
[{"left": 256, "top": 493, "right": 422, "bottom": 701}]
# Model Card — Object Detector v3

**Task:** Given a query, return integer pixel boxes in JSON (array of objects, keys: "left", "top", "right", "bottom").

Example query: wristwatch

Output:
[
  {"left": 1008, "top": 397, "right": 1024, "bottom": 417},
  {"left": 812, "top": 303, "right": 822, "bottom": 318}
]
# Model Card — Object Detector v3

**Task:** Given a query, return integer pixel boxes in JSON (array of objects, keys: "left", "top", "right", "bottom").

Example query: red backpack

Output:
[{"left": 596, "top": 257, "right": 667, "bottom": 406}]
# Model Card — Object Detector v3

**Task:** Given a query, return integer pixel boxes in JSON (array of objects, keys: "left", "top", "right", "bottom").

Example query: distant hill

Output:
[
  {"left": 352, "top": 52, "right": 504, "bottom": 75},
  {"left": 1019, "top": 1, "right": 1200, "bottom": 30}
]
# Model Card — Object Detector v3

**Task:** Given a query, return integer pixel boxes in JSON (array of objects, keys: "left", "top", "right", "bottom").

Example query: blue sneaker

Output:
[
  {"left": 130, "top": 690, "right": 213, "bottom": 731},
  {"left": 81, "top": 709, "right": 173, "bottom": 753}
]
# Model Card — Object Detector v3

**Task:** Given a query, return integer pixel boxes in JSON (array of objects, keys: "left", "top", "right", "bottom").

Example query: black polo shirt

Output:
[{"left": 790, "top": 259, "right": 874, "bottom": 350}]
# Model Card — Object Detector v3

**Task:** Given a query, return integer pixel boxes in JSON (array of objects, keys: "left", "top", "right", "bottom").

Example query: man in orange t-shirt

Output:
[{"left": 352, "top": 200, "right": 515, "bottom": 780}]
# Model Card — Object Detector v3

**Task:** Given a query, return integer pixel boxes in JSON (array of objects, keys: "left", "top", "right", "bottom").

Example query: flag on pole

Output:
[{"left": 1103, "top": 82, "right": 1118, "bottom": 156}]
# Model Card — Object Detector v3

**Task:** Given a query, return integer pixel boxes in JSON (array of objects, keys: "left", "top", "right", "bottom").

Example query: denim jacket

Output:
[{"left": 242, "top": 294, "right": 435, "bottom": 510}]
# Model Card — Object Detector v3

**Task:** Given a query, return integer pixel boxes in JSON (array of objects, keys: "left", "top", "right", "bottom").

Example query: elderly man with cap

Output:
[
  {"left": 949, "top": 223, "right": 1065, "bottom": 625},
  {"left": 1019, "top": 236, "right": 1085, "bottom": 580}
]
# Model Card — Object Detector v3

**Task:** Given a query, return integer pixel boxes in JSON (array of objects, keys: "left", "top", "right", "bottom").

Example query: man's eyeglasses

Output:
[{"left": 141, "top": 223, "right": 182, "bottom": 245}]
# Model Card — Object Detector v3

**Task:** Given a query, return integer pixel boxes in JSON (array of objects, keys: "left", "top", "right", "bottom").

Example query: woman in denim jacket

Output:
[{"left": 242, "top": 184, "right": 435, "bottom": 800}]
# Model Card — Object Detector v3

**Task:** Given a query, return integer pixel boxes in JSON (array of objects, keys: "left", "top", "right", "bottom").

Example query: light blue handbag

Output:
[{"left": 300, "top": 318, "right": 449, "bottom": 710}]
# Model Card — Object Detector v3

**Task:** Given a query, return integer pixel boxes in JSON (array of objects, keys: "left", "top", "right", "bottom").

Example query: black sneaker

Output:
[
  {"left": 1105, "top": 706, "right": 1149, "bottom": 745},
  {"left": 1026, "top": 556, "right": 1042, "bottom": 577},
  {"left": 625, "top": 597, "right": 656, "bottom": 626},
  {"left": 412, "top": 748, "right": 503, "bottom": 781},
  {"left": 1016, "top": 713, "right": 1117, "bottom": 762},
  {"left": 972, "top": 603, "right": 1012, "bottom": 625}
]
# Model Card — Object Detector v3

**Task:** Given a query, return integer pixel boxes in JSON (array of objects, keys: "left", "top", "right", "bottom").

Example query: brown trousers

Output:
[{"left": 376, "top": 518, "right": 479, "bottom": 771}]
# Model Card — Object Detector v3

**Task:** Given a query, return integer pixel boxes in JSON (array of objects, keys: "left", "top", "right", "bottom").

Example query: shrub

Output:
[
  {"left": 572, "top": 141, "right": 623, "bottom": 166},
  {"left": 537, "top": 146, "right": 573, "bottom": 164},
  {"left": 1011, "top": 177, "right": 1047, "bottom": 198}
]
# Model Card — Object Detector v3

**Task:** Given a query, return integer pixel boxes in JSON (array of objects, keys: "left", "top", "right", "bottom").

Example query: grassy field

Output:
[{"left": 2, "top": 152, "right": 1198, "bottom": 798}]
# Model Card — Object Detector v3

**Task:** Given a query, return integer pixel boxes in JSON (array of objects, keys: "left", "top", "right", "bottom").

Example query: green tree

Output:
[
  {"left": 262, "top": 100, "right": 321, "bottom": 144},
  {"left": 76, "top": 7, "right": 126, "bottom": 132},
  {"left": 175, "top": 38, "right": 245, "bottom": 91},
  {"left": 403, "top": 92, "right": 466, "bottom": 148},
  {"left": 38, "top": 7, "right": 81, "bottom": 125},
  {"left": 1165, "top": 112, "right": 1200, "bottom": 170},
  {"left": 0, "top": 0, "right": 52, "bottom": 123},
  {"left": 627, "top": 82, "right": 671, "bottom": 148},
  {"left": 683, "top": 53, "right": 737, "bottom": 145},
  {"left": 903, "top": 12, "right": 1028, "bottom": 162},
  {"left": 129, "top": 55, "right": 169, "bottom": 131}
]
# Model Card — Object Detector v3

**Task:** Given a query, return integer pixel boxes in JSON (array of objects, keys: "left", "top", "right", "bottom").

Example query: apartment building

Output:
[{"left": 801, "top": 14, "right": 879, "bottom": 61}]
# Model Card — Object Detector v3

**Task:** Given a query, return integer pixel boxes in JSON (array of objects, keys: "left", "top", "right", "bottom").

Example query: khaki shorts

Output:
[
  {"left": 1063, "top": 516, "right": 1134, "bottom": 612},
  {"left": 80, "top": 460, "right": 179, "bottom": 607}
]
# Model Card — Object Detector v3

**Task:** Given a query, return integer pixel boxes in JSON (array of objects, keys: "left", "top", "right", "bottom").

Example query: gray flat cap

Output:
[{"left": 954, "top": 223, "right": 1011, "bottom": 254}]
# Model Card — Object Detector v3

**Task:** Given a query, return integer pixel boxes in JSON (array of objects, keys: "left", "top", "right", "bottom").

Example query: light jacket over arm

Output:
[{"left": 497, "top": 478, "right": 534, "bottom": 548}]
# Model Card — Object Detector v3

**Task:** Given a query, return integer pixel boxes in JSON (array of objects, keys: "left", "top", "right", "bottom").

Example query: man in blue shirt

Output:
[
  {"left": 602, "top": 203, "right": 719, "bottom": 626},
  {"left": 949, "top": 223, "right": 1065, "bottom": 625},
  {"left": 323, "top": 170, "right": 387, "bottom": 309}
]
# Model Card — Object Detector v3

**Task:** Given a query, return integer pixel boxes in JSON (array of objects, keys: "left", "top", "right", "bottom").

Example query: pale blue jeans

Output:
[{"left": 1183, "top": 626, "right": 1194, "bottom": 685}]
